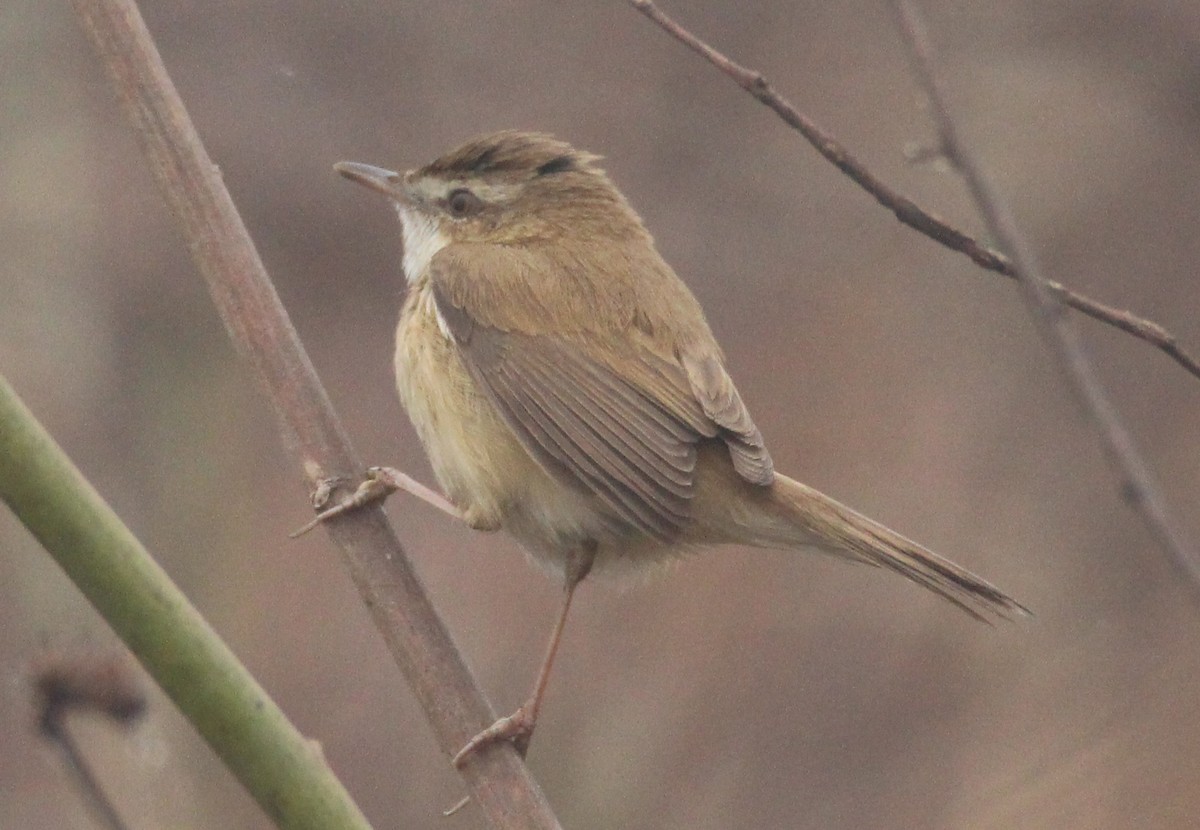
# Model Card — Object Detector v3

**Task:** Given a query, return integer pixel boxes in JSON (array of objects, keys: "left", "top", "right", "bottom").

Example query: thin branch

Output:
[
  {"left": 626, "top": 0, "right": 1200, "bottom": 383},
  {"left": 888, "top": 1, "right": 1199, "bottom": 588},
  {"left": 34, "top": 654, "right": 146, "bottom": 830},
  {"left": 43, "top": 722, "right": 129, "bottom": 830},
  {"left": 70, "top": 0, "right": 560, "bottom": 827}
]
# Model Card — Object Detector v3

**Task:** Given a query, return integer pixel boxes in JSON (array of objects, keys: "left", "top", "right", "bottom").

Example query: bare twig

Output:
[
  {"left": 71, "top": 0, "right": 560, "bottom": 826},
  {"left": 43, "top": 723, "right": 129, "bottom": 830},
  {"left": 626, "top": 0, "right": 1200, "bottom": 383},
  {"left": 889, "top": 0, "right": 1199, "bottom": 587},
  {"left": 34, "top": 653, "right": 146, "bottom": 830}
]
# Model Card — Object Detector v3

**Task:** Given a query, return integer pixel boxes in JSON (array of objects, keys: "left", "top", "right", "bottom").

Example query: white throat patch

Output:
[{"left": 396, "top": 205, "right": 449, "bottom": 285}]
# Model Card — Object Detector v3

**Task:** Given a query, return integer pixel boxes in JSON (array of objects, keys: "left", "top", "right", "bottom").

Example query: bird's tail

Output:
[{"left": 736, "top": 473, "right": 1027, "bottom": 622}]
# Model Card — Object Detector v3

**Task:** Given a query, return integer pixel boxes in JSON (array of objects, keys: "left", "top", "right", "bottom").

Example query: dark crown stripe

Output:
[
  {"left": 421, "top": 132, "right": 587, "bottom": 179},
  {"left": 468, "top": 145, "right": 499, "bottom": 172},
  {"left": 535, "top": 155, "right": 576, "bottom": 176}
]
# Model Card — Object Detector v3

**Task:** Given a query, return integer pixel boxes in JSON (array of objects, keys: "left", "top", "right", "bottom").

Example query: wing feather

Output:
[
  {"left": 683, "top": 352, "right": 774, "bottom": 485},
  {"left": 428, "top": 243, "right": 775, "bottom": 539},
  {"left": 515, "top": 351, "right": 694, "bottom": 499},
  {"left": 489, "top": 357, "right": 683, "bottom": 539}
]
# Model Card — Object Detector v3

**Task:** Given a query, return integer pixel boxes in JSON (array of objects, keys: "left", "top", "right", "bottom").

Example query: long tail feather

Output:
[{"left": 759, "top": 474, "right": 1028, "bottom": 622}]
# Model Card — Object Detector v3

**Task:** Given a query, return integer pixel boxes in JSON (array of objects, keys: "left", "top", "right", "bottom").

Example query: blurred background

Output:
[{"left": 3, "top": 1, "right": 1200, "bottom": 827}]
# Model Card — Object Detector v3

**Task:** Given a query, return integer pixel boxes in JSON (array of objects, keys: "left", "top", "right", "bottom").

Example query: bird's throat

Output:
[{"left": 397, "top": 205, "right": 450, "bottom": 285}]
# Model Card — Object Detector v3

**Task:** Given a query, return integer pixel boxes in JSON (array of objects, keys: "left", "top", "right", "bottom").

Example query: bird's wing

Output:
[
  {"left": 680, "top": 351, "right": 773, "bottom": 485},
  {"left": 429, "top": 243, "right": 773, "bottom": 539}
]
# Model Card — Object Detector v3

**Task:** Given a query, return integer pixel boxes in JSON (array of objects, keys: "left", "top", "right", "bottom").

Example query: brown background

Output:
[{"left": 3, "top": 1, "right": 1200, "bottom": 828}]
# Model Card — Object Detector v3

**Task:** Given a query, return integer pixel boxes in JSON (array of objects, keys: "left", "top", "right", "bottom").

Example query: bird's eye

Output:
[{"left": 446, "top": 188, "right": 482, "bottom": 217}]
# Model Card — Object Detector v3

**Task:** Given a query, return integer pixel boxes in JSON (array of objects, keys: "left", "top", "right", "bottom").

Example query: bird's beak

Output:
[{"left": 333, "top": 161, "right": 409, "bottom": 203}]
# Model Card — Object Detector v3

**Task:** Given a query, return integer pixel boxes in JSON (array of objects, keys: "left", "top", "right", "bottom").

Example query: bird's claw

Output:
[
  {"left": 451, "top": 703, "right": 536, "bottom": 769},
  {"left": 289, "top": 469, "right": 400, "bottom": 538}
]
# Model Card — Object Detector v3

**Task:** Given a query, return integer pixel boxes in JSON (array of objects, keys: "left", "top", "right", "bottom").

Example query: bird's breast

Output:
[{"left": 394, "top": 281, "right": 525, "bottom": 528}]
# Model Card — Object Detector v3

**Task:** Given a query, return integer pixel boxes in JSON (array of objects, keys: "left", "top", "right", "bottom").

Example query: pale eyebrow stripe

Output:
[{"left": 415, "top": 177, "right": 523, "bottom": 204}]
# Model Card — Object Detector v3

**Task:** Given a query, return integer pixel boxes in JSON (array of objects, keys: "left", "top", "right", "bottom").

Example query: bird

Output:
[{"left": 328, "top": 130, "right": 1026, "bottom": 766}]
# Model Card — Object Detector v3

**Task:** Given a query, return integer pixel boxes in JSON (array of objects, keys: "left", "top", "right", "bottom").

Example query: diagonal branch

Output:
[
  {"left": 2, "top": 375, "right": 373, "bottom": 830},
  {"left": 887, "top": 0, "right": 1198, "bottom": 589},
  {"left": 627, "top": 0, "right": 1200, "bottom": 383},
  {"left": 70, "top": 0, "right": 561, "bottom": 826}
]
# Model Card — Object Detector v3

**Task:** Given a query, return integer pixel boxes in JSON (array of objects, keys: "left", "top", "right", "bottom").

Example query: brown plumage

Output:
[{"left": 335, "top": 131, "right": 1025, "bottom": 763}]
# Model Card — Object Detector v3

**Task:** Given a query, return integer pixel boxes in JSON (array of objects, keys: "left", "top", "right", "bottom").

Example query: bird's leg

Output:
[
  {"left": 452, "top": 543, "right": 597, "bottom": 768},
  {"left": 290, "top": 466, "right": 462, "bottom": 537}
]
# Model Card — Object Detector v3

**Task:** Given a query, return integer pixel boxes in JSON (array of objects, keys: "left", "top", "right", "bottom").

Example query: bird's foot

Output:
[
  {"left": 290, "top": 466, "right": 461, "bottom": 537},
  {"left": 452, "top": 702, "right": 536, "bottom": 768}
]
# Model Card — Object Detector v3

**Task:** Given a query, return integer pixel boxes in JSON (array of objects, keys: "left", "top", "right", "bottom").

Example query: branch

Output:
[
  {"left": 887, "top": 1, "right": 1199, "bottom": 587},
  {"left": 626, "top": 0, "right": 1200, "bottom": 383},
  {"left": 34, "top": 653, "right": 146, "bottom": 830},
  {"left": 0, "top": 377, "right": 372, "bottom": 830},
  {"left": 70, "top": 0, "right": 560, "bottom": 826}
]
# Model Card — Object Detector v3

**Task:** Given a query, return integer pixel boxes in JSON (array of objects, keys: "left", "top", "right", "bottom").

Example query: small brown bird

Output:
[{"left": 332, "top": 130, "right": 1024, "bottom": 765}]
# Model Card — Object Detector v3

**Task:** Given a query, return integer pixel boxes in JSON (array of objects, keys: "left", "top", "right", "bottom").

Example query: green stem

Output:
[{"left": 0, "top": 374, "right": 374, "bottom": 830}]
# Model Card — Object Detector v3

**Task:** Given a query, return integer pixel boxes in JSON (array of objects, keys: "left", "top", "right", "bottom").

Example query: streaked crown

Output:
[{"left": 402, "top": 131, "right": 642, "bottom": 243}]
